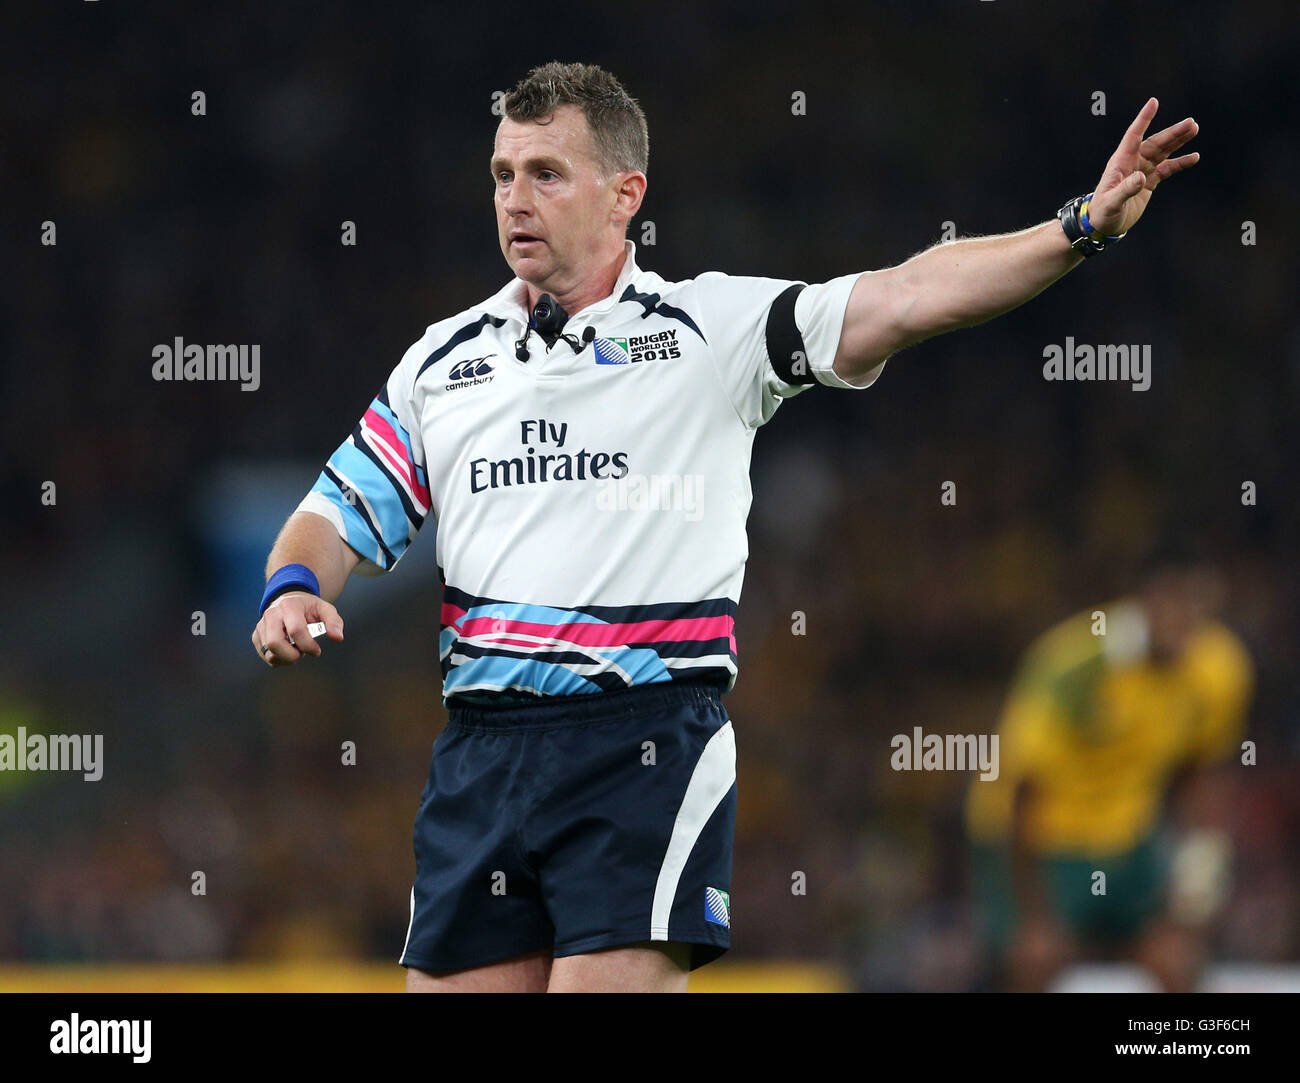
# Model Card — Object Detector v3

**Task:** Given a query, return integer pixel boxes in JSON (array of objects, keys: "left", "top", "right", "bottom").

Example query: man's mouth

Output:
[{"left": 509, "top": 232, "right": 543, "bottom": 247}]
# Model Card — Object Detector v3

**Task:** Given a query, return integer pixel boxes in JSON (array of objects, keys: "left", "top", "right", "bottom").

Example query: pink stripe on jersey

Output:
[
  {"left": 363, "top": 408, "right": 431, "bottom": 509},
  {"left": 458, "top": 614, "right": 736, "bottom": 653}
]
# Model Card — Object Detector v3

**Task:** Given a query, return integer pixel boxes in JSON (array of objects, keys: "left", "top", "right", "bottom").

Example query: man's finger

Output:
[
  {"left": 265, "top": 640, "right": 301, "bottom": 665},
  {"left": 1153, "top": 151, "right": 1200, "bottom": 182},
  {"left": 254, "top": 627, "right": 283, "bottom": 666},
  {"left": 307, "top": 599, "right": 346, "bottom": 643},
  {"left": 1141, "top": 118, "right": 1198, "bottom": 162},
  {"left": 261, "top": 612, "right": 302, "bottom": 665},
  {"left": 1118, "top": 97, "right": 1159, "bottom": 160},
  {"left": 1096, "top": 160, "right": 1143, "bottom": 202},
  {"left": 251, "top": 623, "right": 278, "bottom": 664},
  {"left": 283, "top": 609, "right": 323, "bottom": 657}
]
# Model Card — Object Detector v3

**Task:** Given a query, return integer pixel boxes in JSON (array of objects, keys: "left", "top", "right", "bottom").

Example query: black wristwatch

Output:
[{"left": 1058, "top": 193, "right": 1125, "bottom": 258}]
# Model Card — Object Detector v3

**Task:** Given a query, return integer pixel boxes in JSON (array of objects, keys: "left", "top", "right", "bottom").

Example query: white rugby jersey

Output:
[{"left": 296, "top": 241, "right": 886, "bottom": 704}]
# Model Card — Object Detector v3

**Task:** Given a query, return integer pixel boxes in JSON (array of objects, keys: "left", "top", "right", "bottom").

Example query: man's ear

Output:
[{"left": 611, "top": 170, "right": 647, "bottom": 226}]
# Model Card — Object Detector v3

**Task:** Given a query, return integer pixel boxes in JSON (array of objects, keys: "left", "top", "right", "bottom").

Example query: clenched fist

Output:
[{"left": 252, "top": 591, "right": 345, "bottom": 666}]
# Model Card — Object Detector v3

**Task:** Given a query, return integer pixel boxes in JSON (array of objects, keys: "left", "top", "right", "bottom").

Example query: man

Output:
[
  {"left": 250, "top": 62, "right": 1200, "bottom": 992},
  {"left": 965, "top": 548, "right": 1253, "bottom": 991}
]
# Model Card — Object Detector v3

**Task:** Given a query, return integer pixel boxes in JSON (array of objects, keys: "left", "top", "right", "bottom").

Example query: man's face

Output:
[{"left": 491, "top": 104, "right": 622, "bottom": 296}]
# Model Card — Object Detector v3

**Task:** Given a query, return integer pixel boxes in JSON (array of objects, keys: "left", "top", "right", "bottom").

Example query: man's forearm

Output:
[
  {"left": 894, "top": 220, "right": 1084, "bottom": 346},
  {"left": 835, "top": 219, "right": 1087, "bottom": 380},
  {"left": 265, "top": 510, "right": 359, "bottom": 602},
  {"left": 835, "top": 100, "right": 1197, "bottom": 381}
]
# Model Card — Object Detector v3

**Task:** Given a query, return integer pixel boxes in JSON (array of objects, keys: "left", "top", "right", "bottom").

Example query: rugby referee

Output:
[{"left": 250, "top": 62, "right": 1199, "bottom": 992}]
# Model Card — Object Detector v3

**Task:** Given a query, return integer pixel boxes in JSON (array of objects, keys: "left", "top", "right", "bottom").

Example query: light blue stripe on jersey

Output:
[
  {"left": 441, "top": 639, "right": 671, "bottom": 693},
  {"left": 603, "top": 646, "right": 672, "bottom": 683},
  {"left": 324, "top": 438, "right": 413, "bottom": 550},
  {"left": 443, "top": 655, "right": 601, "bottom": 698},
  {"left": 441, "top": 599, "right": 675, "bottom": 694},
  {"left": 455, "top": 601, "right": 607, "bottom": 627},
  {"left": 439, "top": 634, "right": 671, "bottom": 682},
  {"left": 310, "top": 471, "right": 392, "bottom": 568}
]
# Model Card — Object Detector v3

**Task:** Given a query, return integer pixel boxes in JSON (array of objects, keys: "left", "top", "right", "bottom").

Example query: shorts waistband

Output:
[{"left": 446, "top": 679, "right": 725, "bottom": 731}]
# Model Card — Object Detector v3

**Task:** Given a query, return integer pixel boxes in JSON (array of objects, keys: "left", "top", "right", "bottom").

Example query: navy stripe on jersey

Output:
[
  {"left": 442, "top": 586, "right": 735, "bottom": 624},
  {"left": 348, "top": 420, "right": 425, "bottom": 529},
  {"left": 446, "top": 642, "right": 634, "bottom": 694},
  {"left": 416, "top": 314, "right": 508, "bottom": 380},
  {"left": 619, "top": 285, "right": 707, "bottom": 343},
  {"left": 439, "top": 587, "right": 737, "bottom": 701}
]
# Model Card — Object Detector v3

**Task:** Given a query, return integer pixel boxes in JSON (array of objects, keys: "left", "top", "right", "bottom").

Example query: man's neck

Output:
[{"left": 524, "top": 243, "right": 628, "bottom": 317}]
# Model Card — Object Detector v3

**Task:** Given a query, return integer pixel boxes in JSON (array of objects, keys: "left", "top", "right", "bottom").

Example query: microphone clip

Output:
[{"left": 514, "top": 294, "right": 595, "bottom": 361}]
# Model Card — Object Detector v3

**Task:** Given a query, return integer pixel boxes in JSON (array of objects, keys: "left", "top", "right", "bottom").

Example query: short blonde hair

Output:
[{"left": 503, "top": 61, "right": 648, "bottom": 176}]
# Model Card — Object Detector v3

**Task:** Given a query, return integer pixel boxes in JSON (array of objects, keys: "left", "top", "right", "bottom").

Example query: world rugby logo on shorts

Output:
[
  {"left": 704, "top": 886, "right": 730, "bottom": 928},
  {"left": 446, "top": 355, "right": 496, "bottom": 390}
]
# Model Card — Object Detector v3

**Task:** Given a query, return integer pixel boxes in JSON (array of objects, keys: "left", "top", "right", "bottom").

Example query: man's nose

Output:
[{"left": 502, "top": 180, "right": 533, "bottom": 217}]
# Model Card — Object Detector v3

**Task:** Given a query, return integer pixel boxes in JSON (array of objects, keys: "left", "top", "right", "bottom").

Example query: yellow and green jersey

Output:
[{"left": 965, "top": 601, "right": 1253, "bottom": 859}]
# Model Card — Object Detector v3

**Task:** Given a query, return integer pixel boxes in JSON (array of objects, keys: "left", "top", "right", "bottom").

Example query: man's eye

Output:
[
  {"left": 496, "top": 172, "right": 511, "bottom": 184},
  {"left": 538, "top": 170, "right": 557, "bottom": 181}
]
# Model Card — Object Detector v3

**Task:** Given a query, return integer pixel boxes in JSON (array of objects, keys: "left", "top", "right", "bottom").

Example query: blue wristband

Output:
[
  {"left": 1079, "top": 197, "right": 1097, "bottom": 236},
  {"left": 259, "top": 563, "right": 320, "bottom": 616},
  {"left": 1079, "top": 194, "right": 1123, "bottom": 242}
]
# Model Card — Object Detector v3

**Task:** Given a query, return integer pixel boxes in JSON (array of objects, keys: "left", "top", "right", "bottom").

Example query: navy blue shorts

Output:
[{"left": 399, "top": 680, "right": 737, "bottom": 974}]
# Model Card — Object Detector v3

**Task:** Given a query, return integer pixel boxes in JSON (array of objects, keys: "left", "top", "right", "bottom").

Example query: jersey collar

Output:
[{"left": 474, "top": 240, "right": 643, "bottom": 324}]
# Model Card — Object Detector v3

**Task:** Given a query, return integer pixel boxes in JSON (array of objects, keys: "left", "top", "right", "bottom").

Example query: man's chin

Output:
[{"left": 507, "top": 254, "right": 553, "bottom": 285}]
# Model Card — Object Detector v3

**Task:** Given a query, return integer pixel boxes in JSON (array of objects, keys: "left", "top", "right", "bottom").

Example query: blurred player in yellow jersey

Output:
[{"left": 965, "top": 545, "right": 1253, "bottom": 992}]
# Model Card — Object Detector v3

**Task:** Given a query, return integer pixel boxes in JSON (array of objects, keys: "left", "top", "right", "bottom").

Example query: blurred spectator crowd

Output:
[{"left": 1, "top": 1, "right": 1296, "bottom": 989}]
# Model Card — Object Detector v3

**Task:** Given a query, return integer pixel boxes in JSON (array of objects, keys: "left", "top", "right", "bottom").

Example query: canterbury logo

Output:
[{"left": 449, "top": 356, "right": 495, "bottom": 380}]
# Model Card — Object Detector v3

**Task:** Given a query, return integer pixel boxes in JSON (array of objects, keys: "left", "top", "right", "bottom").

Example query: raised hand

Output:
[{"left": 1085, "top": 97, "right": 1200, "bottom": 238}]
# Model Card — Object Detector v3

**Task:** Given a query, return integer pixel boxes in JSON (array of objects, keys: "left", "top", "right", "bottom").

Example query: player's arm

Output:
[
  {"left": 1161, "top": 631, "right": 1255, "bottom": 921},
  {"left": 251, "top": 511, "right": 357, "bottom": 666},
  {"left": 268, "top": 509, "right": 361, "bottom": 602},
  {"left": 999, "top": 648, "right": 1083, "bottom": 929},
  {"left": 251, "top": 328, "right": 435, "bottom": 667},
  {"left": 1008, "top": 778, "right": 1052, "bottom": 922},
  {"left": 832, "top": 98, "right": 1200, "bottom": 383},
  {"left": 1164, "top": 628, "right": 1255, "bottom": 830}
]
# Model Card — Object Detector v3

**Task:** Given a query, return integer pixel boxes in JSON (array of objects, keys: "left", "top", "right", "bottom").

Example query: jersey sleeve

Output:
[
  {"left": 294, "top": 333, "right": 432, "bottom": 576},
  {"left": 1183, "top": 625, "right": 1255, "bottom": 766},
  {"left": 691, "top": 270, "right": 887, "bottom": 428}
]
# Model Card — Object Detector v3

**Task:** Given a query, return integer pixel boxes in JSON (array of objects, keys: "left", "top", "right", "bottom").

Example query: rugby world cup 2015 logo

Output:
[
  {"left": 594, "top": 337, "right": 631, "bottom": 365},
  {"left": 705, "top": 886, "right": 730, "bottom": 928},
  {"left": 594, "top": 330, "right": 681, "bottom": 366}
]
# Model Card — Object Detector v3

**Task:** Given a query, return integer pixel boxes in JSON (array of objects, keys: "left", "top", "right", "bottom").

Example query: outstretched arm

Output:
[{"left": 833, "top": 98, "right": 1200, "bottom": 384}]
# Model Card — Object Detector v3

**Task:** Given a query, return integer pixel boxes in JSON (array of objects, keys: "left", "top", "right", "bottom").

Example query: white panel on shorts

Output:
[
  {"left": 398, "top": 886, "right": 416, "bottom": 964},
  {"left": 649, "top": 721, "right": 737, "bottom": 940}
]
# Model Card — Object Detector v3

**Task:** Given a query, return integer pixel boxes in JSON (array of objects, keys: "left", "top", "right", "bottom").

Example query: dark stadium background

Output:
[{"left": 1, "top": 0, "right": 1296, "bottom": 991}]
